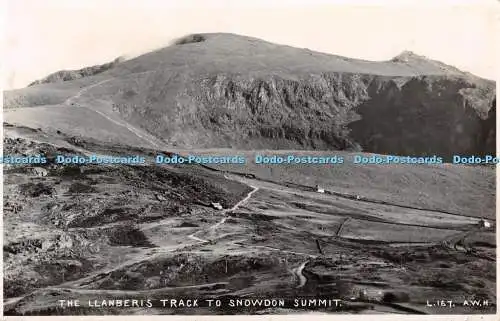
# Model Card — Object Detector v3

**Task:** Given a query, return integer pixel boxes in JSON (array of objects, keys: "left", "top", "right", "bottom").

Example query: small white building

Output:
[
  {"left": 356, "top": 195, "right": 361, "bottom": 200},
  {"left": 479, "top": 219, "right": 492, "bottom": 229},
  {"left": 211, "top": 202, "right": 223, "bottom": 210},
  {"left": 30, "top": 167, "right": 48, "bottom": 177},
  {"left": 316, "top": 185, "right": 325, "bottom": 193}
]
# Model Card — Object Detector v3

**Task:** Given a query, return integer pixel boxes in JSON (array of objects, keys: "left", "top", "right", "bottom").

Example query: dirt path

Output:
[
  {"left": 336, "top": 217, "right": 351, "bottom": 236},
  {"left": 188, "top": 234, "right": 210, "bottom": 243},
  {"left": 189, "top": 185, "right": 259, "bottom": 243},
  {"left": 88, "top": 108, "right": 162, "bottom": 149},
  {"left": 293, "top": 261, "right": 309, "bottom": 288},
  {"left": 63, "top": 77, "right": 163, "bottom": 150},
  {"left": 63, "top": 70, "right": 156, "bottom": 106},
  {"left": 210, "top": 217, "right": 227, "bottom": 230},
  {"left": 64, "top": 79, "right": 113, "bottom": 105},
  {"left": 250, "top": 245, "right": 318, "bottom": 258},
  {"left": 226, "top": 186, "right": 259, "bottom": 212}
]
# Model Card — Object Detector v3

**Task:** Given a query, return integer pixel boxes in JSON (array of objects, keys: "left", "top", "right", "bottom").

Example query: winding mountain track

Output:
[
  {"left": 64, "top": 79, "right": 113, "bottom": 105},
  {"left": 64, "top": 77, "right": 164, "bottom": 149},
  {"left": 251, "top": 245, "right": 318, "bottom": 258},
  {"left": 187, "top": 234, "right": 210, "bottom": 243},
  {"left": 227, "top": 185, "right": 259, "bottom": 212},
  {"left": 210, "top": 217, "right": 227, "bottom": 230},
  {"left": 336, "top": 218, "right": 351, "bottom": 236},
  {"left": 293, "top": 261, "right": 309, "bottom": 288},
  {"left": 188, "top": 185, "right": 259, "bottom": 243}
]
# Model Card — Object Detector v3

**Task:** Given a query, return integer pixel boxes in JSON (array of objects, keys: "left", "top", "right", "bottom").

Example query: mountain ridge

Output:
[
  {"left": 3, "top": 33, "right": 496, "bottom": 159},
  {"left": 27, "top": 56, "right": 126, "bottom": 87}
]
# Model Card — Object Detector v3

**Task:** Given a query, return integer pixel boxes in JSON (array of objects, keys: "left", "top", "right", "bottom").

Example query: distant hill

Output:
[
  {"left": 4, "top": 33, "right": 496, "bottom": 158},
  {"left": 28, "top": 56, "right": 125, "bottom": 86}
]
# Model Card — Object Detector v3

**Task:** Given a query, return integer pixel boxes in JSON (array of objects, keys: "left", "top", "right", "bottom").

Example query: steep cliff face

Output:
[
  {"left": 98, "top": 69, "right": 495, "bottom": 157},
  {"left": 116, "top": 72, "right": 373, "bottom": 150},
  {"left": 479, "top": 97, "right": 496, "bottom": 156},
  {"left": 348, "top": 75, "right": 496, "bottom": 158},
  {"left": 5, "top": 33, "right": 496, "bottom": 157}
]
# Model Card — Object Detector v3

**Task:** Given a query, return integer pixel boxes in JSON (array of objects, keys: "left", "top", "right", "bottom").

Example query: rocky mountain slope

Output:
[{"left": 4, "top": 33, "right": 496, "bottom": 158}]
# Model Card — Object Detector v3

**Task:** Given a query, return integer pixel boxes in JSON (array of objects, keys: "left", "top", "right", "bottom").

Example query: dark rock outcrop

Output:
[
  {"left": 28, "top": 57, "right": 125, "bottom": 86},
  {"left": 479, "top": 97, "right": 496, "bottom": 156}
]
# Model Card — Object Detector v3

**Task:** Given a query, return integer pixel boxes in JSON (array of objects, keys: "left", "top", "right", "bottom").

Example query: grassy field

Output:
[{"left": 187, "top": 149, "right": 496, "bottom": 219}]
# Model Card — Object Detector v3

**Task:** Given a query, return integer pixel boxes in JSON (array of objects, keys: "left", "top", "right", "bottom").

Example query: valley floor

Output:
[{"left": 2, "top": 125, "right": 496, "bottom": 316}]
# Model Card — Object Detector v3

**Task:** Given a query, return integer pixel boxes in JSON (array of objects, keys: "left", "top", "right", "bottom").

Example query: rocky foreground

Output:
[{"left": 2, "top": 126, "right": 496, "bottom": 315}]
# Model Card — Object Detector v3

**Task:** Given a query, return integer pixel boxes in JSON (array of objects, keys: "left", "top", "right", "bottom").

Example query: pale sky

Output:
[{"left": 2, "top": 0, "right": 499, "bottom": 90}]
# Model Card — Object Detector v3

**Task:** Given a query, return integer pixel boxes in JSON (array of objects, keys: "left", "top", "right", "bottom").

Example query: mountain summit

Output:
[
  {"left": 4, "top": 33, "right": 496, "bottom": 158},
  {"left": 391, "top": 50, "right": 429, "bottom": 62}
]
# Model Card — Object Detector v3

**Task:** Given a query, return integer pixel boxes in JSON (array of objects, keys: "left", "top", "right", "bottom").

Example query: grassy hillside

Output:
[{"left": 189, "top": 149, "right": 495, "bottom": 219}]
